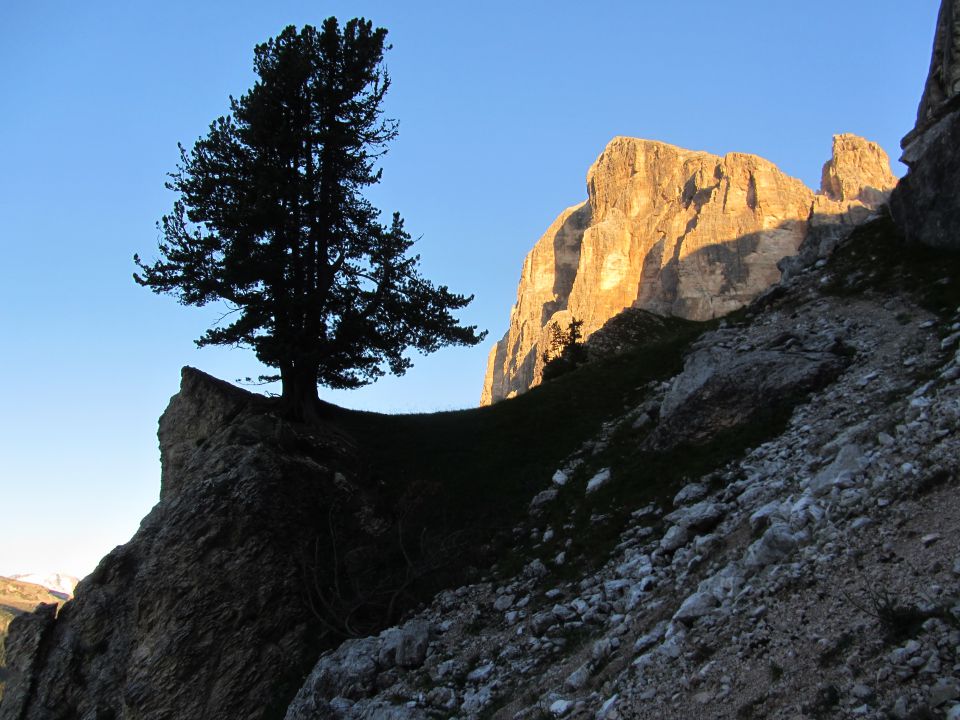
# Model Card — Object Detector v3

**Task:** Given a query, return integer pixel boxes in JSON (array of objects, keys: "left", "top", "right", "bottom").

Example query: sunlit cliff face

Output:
[{"left": 481, "top": 134, "right": 897, "bottom": 406}]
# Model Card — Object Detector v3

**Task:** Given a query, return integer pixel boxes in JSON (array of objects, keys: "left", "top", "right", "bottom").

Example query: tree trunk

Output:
[{"left": 279, "top": 362, "right": 322, "bottom": 423}]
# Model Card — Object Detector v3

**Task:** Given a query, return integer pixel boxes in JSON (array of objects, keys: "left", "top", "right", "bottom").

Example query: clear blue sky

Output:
[{"left": 0, "top": 0, "right": 940, "bottom": 578}]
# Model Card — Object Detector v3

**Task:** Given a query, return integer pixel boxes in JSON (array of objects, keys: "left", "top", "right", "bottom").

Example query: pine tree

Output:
[
  {"left": 134, "top": 19, "right": 485, "bottom": 420},
  {"left": 541, "top": 317, "right": 587, "bottom": 381}
]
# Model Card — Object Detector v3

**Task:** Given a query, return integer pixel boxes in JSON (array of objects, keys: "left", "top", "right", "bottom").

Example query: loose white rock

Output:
[{"left": 586, "top": 468, "right": 612, "bottom": 494}]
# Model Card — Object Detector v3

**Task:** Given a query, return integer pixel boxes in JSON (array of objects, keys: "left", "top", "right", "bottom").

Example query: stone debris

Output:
[
  {"left": 585, "top": 469, "right": 612, "bottom": 494},
  {"left": 284, "top": 233, "right": 960, "bottom": 719}
]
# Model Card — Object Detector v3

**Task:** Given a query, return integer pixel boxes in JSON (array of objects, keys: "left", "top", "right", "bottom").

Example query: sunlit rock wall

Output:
[{"left": 481, "top": 134, "right": 897, "bottom": 405}]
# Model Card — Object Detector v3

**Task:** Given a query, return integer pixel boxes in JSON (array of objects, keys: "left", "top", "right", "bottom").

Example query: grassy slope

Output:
[
  {"left": 823, "top": 211, "right": 960, "bottom": 316},
  {"left": 338, "top": 321, "right": 701, "bottom": 524},
  {"left": 323, "top": 316, "right": 716, "bottom": 608}
]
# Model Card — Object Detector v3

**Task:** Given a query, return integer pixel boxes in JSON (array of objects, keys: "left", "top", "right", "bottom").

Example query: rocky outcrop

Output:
[
  {"left": 0, "top": 577, "right": 74, "bottom": 703},
  {"left": 892, "top": 0, "right": 960, "bottom": 251},
  {"left": 646, "top": 327, "right": 850, "bottom": 451},
  {"left": 0, "top": 368, "right": 386, "bottom": 720},
  {"left": 891, "top": 109, "right": 960, "bottom": 251},
  {"left": 820, "top": 134, "right": 898, "bottom": 207},
  {"left": 904, "top": 0, "right": 960, "bottom": 145},
  {"left": 481, "top": 134, "right": 897, "bottom": 405}
]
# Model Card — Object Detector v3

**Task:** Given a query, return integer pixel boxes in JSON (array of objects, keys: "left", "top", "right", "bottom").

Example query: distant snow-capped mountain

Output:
[{"left": 10, "top": 572, "right": 79, "bottom": 598}]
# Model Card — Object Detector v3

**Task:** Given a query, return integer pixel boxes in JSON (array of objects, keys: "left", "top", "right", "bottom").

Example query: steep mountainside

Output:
[
  {"left": 481, "top": 134, "right": 897, "bottom": 405},
  {"left": 2, "top": 4, "right": 958, "bottom": 720},
  {"left": 284, "top": 213, "right": 960, "bottom": 720},
  {"left": 5, "top": 216, "right": 958, "bottom": 720},
  {"left": 0, "top": 333, "right": 707, "bottom": 720}
]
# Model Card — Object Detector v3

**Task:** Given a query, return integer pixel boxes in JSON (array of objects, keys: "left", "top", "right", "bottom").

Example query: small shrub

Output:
[
  {"left": 871, "top": 591, "right": 936, "bottom": 643},
  {"left": 768, "top": 661, "right": 784, "bottom": 683},
  {"left": 844, "top": 587, "right": 938, "bottom": 644}
]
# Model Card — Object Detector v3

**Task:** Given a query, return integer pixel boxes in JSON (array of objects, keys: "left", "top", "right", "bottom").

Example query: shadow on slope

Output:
[
  {"left": 331, "top": 316, "right": 705, "bottom": 593},
  {"left": 823, "top": 210, "right": 960, "bottom": 316}
]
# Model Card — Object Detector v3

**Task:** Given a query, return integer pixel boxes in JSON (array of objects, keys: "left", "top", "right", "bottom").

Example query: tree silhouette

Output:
[
  {"left": 134, "top": 19, "right": 485, "bottom": 420},
  {"left": 541, "top": 317, "right": 587, "bottom": 382}
]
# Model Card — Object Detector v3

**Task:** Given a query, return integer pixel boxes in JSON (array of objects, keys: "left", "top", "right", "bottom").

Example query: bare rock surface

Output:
[
  {"left": 821, "top": 134, "right": 898, "bottom": 206},
  {"left": 0, "top": 604, "right": 55, "bottom": 716},
  {"left": 482, "top": 134, "right": 897, "bottom": 404},
  {"left": 0, "top": 368, "right": 380, "bottom": 720},
  {"left": 892, "top": 104, "right": 960, "bottom": 251},
  {"left": 284, "top": 219, "right": 960, "bottom": 720},
  {"left": 0, "top": 578, "right": 69, "bottom": 703},
  {"left": 4, "top": 226, "right": 959, "bottom": 720},
  {"left": 648, "top": 328, "right": 849, "bottom": 451},
  {"left": 892, "top": 0, "right": 960, "bottom": 252}
]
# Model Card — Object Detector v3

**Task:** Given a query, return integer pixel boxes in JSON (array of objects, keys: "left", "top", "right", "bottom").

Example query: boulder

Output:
[
  {"left": 808, "top": 444, "right": 863, "bottom": 496},
  {"left": 660, "top": 525, "right": 690, "bottom": 553},
  {"left": 672, "top": 591, "right": 719, "bottom": 623},
  {"left": 648, "top": 338, "right": 848, "bottom": 450},
  {"left": 673, "top": 483, "right": 709, "bottom": 507},
  {"left": 287, "top": 637, "right": 382, "bottom": 713},
  {"left": 378, "top": 619, "right": 431, "bottom": 669},
  {"left": 664, "top": 501, "right": 725, "bottom": 532},
  {"left": 743, "top": 523, "right": 800, "bottom": 572}
]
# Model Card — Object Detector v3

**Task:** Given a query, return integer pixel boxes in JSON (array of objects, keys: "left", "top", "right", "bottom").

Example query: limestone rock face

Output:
[
  {"left": 479, "top": 202, "right": 590, "bottom": 405},
  {"left": 647, "top": 328, "right": 849, "bottom": 451},
  {"left": 482, "top": 135, "right": 896, "bottom": 404},
  {"left": 820, "top": 134, "right": 898, "bottom": 206},
  {"left": 892, "top": 0, "right": 960, "bottom": 251},
  {"left": 905, "top": 0, "right": 960, "bottom": 145},
  {"left": 892, "top": 96, "right": 960, "bottom": 252}
]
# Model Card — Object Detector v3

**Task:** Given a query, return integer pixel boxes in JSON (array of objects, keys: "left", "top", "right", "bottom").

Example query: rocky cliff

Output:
[
  {"left": 892, "top": 0, "right": 960, "bottom": 252},
  {"left": 8, "top": 207, "right": 956, "bottom": 720},
  {"left": 0, "top": 578, "right": 67, "bottom": 704},
  {"left": 4, "top": 189, "right": 959, "bottom": 720},
  {"left": 0, "top": 370, "right": 394, "bottom": 720},
  {"left": 481, "top": 134, "right": 897, "bottom": 405}
]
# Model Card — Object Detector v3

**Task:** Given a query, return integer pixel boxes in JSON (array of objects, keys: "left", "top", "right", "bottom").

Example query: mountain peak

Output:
[{"left": 481, "top": 133, "right": 896, "bottom": 405}]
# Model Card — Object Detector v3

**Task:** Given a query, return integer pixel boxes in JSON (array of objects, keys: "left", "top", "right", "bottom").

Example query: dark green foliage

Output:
[
  {"left": 872, "top": 593, "right": 936, "bottom": 643},
  {"left": 335, "top": 307, "right": 813, "bottom": 598},
  {"left": 736, "top": 696, "right": 766, "bottom": 720},
  {"left": 316, "top": 313, "right": 754, "bottom": 625},
  {"left": 842, "top": 586, "right": 948, "bottom": 645},
  {"left": 134, "top": 19, "right": 484, "bottom": 418},
  {"left": 768, "top": 661, "right": 784, "bottom": 683},
  {"left": 542, "top": 317, "right": 587, "bottom": 381}
]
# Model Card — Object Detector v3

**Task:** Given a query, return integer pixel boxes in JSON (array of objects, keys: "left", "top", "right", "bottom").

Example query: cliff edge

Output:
[{"left": 0, "top": 368, "right": 383, "bottom": 720}]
